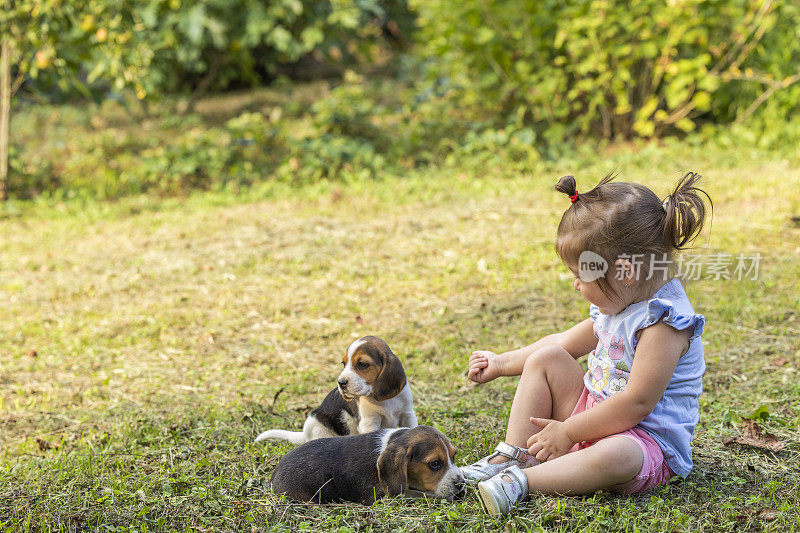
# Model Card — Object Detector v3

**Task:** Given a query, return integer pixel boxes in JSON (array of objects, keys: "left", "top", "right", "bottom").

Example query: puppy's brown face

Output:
[
  {"left": 405, "top": 429, "right": 459, "bottom": 495},
  {"left": 338, "top": 336, "right": 406, "bottom": 401},
  {"left": 377, "top": 426, "right": 466, "bottom": 500}
]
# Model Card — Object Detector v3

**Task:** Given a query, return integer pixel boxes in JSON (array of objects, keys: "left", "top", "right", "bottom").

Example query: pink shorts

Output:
[{"left": 568, "top": 387, "right": 674, "bottom": 495}]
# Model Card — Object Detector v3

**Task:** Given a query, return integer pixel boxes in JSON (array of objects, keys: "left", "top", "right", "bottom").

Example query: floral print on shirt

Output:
[{"left": 588, "top": 327, "right": 629, "bottom": 395}]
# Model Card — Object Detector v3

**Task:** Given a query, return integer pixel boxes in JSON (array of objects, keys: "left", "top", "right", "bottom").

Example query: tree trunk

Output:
[{"left": 0, "top": 38, "right": 11, "bottom": 202}]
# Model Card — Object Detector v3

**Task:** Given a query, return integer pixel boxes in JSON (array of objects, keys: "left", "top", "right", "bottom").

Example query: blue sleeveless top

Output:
[{"left": 585, "top": 278, "right": 706, "bottom": 478}]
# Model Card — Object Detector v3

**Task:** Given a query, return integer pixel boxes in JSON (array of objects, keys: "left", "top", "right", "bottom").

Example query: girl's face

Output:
[{"left": 566, "top": 262, "right": 630, "bottom": 315}]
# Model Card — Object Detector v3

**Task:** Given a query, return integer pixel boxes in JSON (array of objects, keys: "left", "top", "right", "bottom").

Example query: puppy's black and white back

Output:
[
  {"left": 270, "top": 426, "right": 465, "bottom": 505},
  {"left": 256, "top": 336, "right": 417, "bottom": 444},
  {"left": 256, "top": 388, "right": 359, "bottom": 444}
]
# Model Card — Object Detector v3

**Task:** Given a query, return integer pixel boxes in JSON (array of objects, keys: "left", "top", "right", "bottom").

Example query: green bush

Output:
[
  {"left": 7, "top": 0, "right": 800, "bottom": 202},
  {"left": 13, "top": 0, "right": 415, "bottom": 102},
  {"left": 2, "top": 73, "right": 554, "bottom": 201},
  {"left": 279, "top": 134, "right": 387, "bottom": 183},
  {"left": 110, "top": 113, "right": 290, "bottom": 196},
  {"left": 0, "top": 0, "right": 149, "bottom": 101},
  {"left": 6, "top": 146, "right": 59, "bottom": 200},
  {"left": 412, "top": 0, "right": 800, "bottom": 143}
]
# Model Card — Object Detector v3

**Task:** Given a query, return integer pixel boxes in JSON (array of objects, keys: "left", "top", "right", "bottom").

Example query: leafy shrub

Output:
[
  {"left": 14, "top": 0, "right": 415, "bottom": 102},
  {"left": 7, "top": 0, "right": 800, "bottom": 202},
  {"left": 0, "top": 0, "right": 150, "bottom": 101},
  {"left": 279, "top": 134, "right": 387, "bottom": 183},
  {"left": 311, "top": 76, "right": 390, "bottom": 150},
  {"left": 302, "top": 71, "right": 544, "bottom": 173},
  {"left": 413, "top": 0, "right": 800, "bottom": 143},
  {"left": 112, "top": 112, "right": 292, "bottom": 196},
  {"left": 5, "top": 146, "right": 60, "bottom": 200}
]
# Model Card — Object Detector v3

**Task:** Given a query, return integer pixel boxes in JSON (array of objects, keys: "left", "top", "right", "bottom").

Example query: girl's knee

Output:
[
  {"left": 589, "top": 437, "right": 644, "bottom": 483},
  {"left": 523, "top": 345, "right": 571, "bottom": 374}
]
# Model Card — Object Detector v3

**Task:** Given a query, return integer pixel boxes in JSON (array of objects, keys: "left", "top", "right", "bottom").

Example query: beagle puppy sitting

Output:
[
  {"left": 256, "top": 336, "right": 417, "bottom": 444},
  {"left": 270, "top": 425, "right": 466, "bottom": 504}
]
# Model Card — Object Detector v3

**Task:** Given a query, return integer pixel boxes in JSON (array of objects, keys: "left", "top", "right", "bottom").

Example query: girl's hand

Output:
[
  {"left": 467, "top": 350, "right": 502, "bottom": 384},
  {"left": 526, "top": 418, "right": 574, "bottom": 462}
]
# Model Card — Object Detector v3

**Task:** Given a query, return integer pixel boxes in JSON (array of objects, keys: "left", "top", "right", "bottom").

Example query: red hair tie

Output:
[{"left": 569, "top": 191, "right": 579, "bottom": 203}]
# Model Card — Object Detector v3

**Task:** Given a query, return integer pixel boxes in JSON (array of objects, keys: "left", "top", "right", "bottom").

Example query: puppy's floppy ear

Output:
[
  {"left": 377, "top": 439, "right": 410, "bottom": 497},
  {"left": 372, "top": 343, "right": 406, "bottom": 401}
]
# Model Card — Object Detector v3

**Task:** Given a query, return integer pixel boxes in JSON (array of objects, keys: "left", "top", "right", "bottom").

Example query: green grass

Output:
[{"left": 1, "top": 107, "right": 800, "bottom": 531}]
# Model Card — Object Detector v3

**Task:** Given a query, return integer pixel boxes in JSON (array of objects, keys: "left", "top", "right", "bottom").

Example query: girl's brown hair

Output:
[{"left": 554, "top": 172, "right": 713, "bottom": 304}]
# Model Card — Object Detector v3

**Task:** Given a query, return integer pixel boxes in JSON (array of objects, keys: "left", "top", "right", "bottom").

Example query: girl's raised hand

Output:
[{"left": 468, "top": 350, "right": 501, "bottom": 384}]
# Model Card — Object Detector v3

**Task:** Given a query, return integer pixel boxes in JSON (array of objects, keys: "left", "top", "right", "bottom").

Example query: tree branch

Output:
[
  {"left": 709, "top": 0, "right": 774, "bottom": 77},
  {"left": 10, "top": 71, "right": 24, "bottom": 96},
  {"left": 734, "top": 71, "right": 800, "bottom": 125}
]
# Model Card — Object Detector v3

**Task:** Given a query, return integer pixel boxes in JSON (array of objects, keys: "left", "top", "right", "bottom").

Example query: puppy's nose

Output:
[{"left": 338, "top": 378, "right": 348, "bottom": 388}]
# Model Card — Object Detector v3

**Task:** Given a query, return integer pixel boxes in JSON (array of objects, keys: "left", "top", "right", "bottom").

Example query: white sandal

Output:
[
  {"left": 477, "top": 465, "right": 529, "bottom": 516},
  {"left": 461, "top": 442, "right": 538, "bottom": 485}
]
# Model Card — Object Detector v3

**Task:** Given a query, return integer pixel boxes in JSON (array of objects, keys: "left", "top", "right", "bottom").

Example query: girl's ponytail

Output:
[
  {"left": 662, "top": 172, "right": 713, "bottom": 250},
  {"left": 555, "top": 175, "right": 578, "bottom": 198}
]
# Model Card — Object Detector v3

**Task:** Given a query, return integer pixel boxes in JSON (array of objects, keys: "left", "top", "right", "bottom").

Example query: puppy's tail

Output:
[{"left": 255, "top": 429, "right": 307, "bottom": 445}]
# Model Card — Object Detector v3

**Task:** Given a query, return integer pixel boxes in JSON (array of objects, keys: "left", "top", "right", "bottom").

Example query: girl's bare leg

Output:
[
  {"left": 521, "top": 436, "right": 644, "bottom": 495},
  {"left": 489, "top": 345, "right": 585, "bottom": 464}
]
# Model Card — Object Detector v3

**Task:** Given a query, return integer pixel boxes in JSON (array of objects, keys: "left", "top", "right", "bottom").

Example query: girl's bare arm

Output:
[{"left": 494, "top": 318, "right": 597, "bottom": 377}]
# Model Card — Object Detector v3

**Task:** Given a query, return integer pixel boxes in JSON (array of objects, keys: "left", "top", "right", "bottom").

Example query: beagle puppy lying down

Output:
[
  {"left": 271, "top": 426, "right": 466, "bottom": 504},
  {"left": 256, "top": 336, "right": 417, "bottom": 444}
]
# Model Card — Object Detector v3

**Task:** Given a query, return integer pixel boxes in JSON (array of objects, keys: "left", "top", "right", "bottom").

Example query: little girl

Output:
[{"left": 462, "top": 172, "right": 712, "bottom": 516}]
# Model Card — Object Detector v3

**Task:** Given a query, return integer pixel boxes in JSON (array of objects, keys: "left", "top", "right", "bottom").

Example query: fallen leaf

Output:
[
  {"left": 27, "top": 350, "right": 38, "bottom": 358},
  {"left": 36, "top": 437, "right": 53, "bottom": 451},
  {"left": 722, "top": 418, "right": 787, "bottom": 452},
  {"left": 772, "top": 358, "right": 789, "bottom": 366}
]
